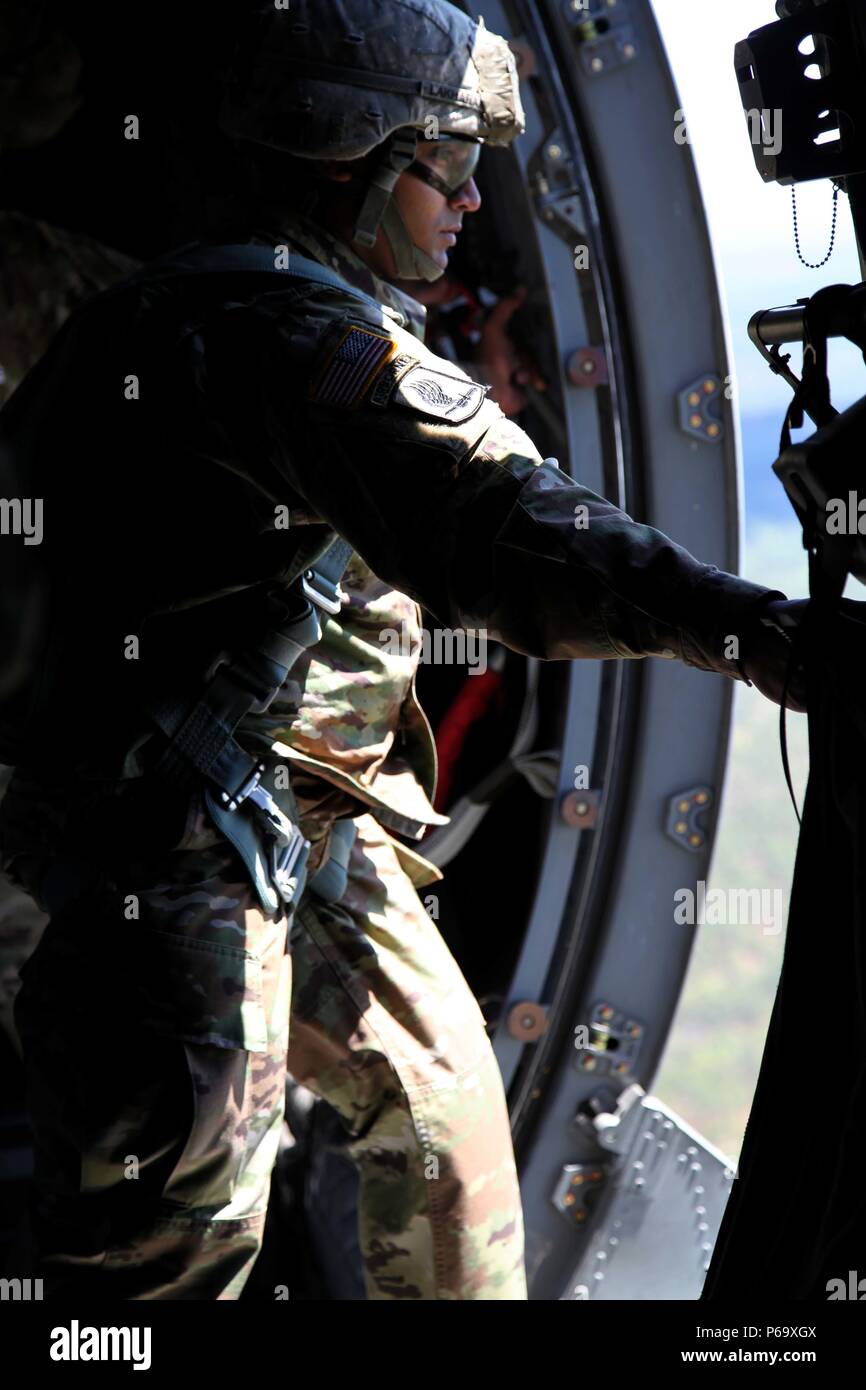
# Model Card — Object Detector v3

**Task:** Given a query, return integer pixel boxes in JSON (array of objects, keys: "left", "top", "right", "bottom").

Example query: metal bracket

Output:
[
  {"left": 552, "top": 1162, "right": 607, "bottom": 1226},
  {"left": 563, "top": 0, "right": 639, "bottom": 78},
  {"left": 531, "top": 129, "right": 588, "bottom": 241},
  {"left": 678, "top": 374, "right": 725, "bottom": 444},
  {"left": 665, "top": 784, "right": 714, "bottom": 853},
  {"left": 560, "top": 1091, "right": 737, "bottom": 1297},
  {"left": 573, "top": 1001, "right": 645, "bottom": 1079}
]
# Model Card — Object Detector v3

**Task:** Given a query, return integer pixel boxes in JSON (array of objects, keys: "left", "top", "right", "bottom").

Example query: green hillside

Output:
[{"left": 653, "top": 518, "right": 811, "bottom": 1160}]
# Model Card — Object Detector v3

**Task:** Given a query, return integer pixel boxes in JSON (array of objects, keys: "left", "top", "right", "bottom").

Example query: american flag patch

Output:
[{"left": 309, "top": 325, "right": 396, "bottom": 408}]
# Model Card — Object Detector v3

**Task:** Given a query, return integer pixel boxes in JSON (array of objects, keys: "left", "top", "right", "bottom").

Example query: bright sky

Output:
[{"left": 651, "top": 0, "right": 865, "bottom": 414}]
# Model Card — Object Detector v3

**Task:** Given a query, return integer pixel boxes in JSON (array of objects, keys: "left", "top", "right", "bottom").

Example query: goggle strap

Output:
[{"left": 405, "top": 160, "right": 457, "bottom": 198}]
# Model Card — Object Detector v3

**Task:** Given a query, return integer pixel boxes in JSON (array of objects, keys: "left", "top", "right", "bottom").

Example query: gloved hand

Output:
[{"left": 736, "top": 598, "right": 808, "bottom": 713}]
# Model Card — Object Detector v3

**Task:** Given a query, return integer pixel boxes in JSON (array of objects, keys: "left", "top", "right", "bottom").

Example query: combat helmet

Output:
[{"left": 219, "top": 0, "right": 525, "bottom": 280}]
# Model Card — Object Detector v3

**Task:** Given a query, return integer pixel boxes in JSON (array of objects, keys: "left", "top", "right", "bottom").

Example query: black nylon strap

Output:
[
  {"left": 146, "top": 556, "right": 350, "bottom": 800},
  {"left": 306, "top": 535, "right": 354, "bottom": 593},
  {"left": 124, "top": 244, "right": 386, "bottom": 317}
]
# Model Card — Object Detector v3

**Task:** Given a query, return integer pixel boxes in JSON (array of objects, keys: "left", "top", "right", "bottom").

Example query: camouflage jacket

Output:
[
  {"left": 0, "top": 215, "right": 786, "bottom": 891},
  {"left": 237, "top": 214, "right": 449, "bottom": 846},
  {"left": 0, "top": 212, "right": 447, "bottom": 888}
]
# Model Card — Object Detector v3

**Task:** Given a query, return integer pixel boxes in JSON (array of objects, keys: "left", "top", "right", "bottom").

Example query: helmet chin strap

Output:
[
  {"left": 351, "top": 128, "right": 446, "bottom": 283},
  {"left": 380, "top": 198, "right": 445, "bottom": 282}
]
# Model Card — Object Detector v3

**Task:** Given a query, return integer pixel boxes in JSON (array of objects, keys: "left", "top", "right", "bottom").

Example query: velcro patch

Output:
[
  {"left": 391, "top": 364, "right": 487, "bottom": 423},
  {"left": 368, "top": 350, "right": 419, "bottom": 406},
  {"left": 309, "top": 324, "right": 397, "bottom": 408}
]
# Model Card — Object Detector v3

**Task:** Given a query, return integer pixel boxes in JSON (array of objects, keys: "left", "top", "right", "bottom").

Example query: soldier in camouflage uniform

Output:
[{"left": 0, "top": 0, "right": 805, "bottom": 1300}]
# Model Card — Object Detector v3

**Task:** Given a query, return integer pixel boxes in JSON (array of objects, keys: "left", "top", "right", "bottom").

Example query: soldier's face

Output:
[
  {"left": 388, "top": 139, "right": 482, "bottom": 274},
  {"left": 325, "top": 141, "right": 481, "bottom": 279}
]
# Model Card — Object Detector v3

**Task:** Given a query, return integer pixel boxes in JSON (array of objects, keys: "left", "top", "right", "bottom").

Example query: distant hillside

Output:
[
  {"left": 740, "top": 411, "right": 793, "bottom": 529},
  {"left": 652, "top": 517, "right": 810, "bottom": 1161}
]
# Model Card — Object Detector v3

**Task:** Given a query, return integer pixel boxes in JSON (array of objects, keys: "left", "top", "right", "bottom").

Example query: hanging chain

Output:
[{"left": 791, "top": 180, "right": 841, "bottom": 268}]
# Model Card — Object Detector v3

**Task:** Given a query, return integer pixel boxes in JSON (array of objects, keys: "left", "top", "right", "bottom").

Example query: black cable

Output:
[{"left": 778, "top": 637, "right": 802, "bottom": 826}]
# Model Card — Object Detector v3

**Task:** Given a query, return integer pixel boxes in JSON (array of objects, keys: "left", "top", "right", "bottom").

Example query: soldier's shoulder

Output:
[{"left": 299, "top": 300, "right": 494, "bottom": 434}]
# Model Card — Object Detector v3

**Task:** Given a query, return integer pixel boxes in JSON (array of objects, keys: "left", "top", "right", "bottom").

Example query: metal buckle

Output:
[
  {"left": 245, "top": 781, "right": 311, "bottom": 905},
  {"left": 244, "top": 781, "right": 293, "bottom": 843},
  {"left": 300, "top": 568, "right": 345, "bottom": 616},
  {"left": 246, "top": 782, "right": 310, "bottom": 903},
  {"left": 219, "top": 762, "right": 265, "bottom": 812},
  {"left": 270, "top": 832, "right": 310, "bottom": 905},
  {"left": 206, "top": 773, "right": 310, "bottom": 911}
]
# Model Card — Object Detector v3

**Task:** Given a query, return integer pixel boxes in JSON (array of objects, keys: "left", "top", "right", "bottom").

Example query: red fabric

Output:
[{"left": 432, "top": 668, "right": 503, "bottom": 812}]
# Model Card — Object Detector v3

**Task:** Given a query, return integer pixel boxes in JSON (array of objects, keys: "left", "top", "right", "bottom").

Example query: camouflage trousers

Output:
[{"left": 10, "top": 803, "right": 527, "bottom": 1300}]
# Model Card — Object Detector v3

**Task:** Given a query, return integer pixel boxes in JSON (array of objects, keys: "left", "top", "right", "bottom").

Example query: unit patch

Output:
[
  {"left": 391, "top": 364, "right": 487, "bottom": 423},
  {"left": 309, "top": 323, "right": 397, "bottom": 408},
  {"left": 368, "top": 351, "right": 419, "bottom": 406},
  {"left": 308, "top": 321, "right": 488, "bottom": 423}
]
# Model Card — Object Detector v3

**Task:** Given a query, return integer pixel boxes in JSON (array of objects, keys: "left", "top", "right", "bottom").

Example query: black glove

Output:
[{"left": 737, "top": 598, "right": 808, "bottom": 713}]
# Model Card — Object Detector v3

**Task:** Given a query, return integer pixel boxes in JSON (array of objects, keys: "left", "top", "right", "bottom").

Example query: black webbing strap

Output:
[
  {"left": 122, "top": 242, "right": 387, "bottom": 318},
  {"left": 142, "top": 542, "right": 355, "bottom": 917},
  {"left": 147, "top": 537, "right": 354, "bottom": 802}
]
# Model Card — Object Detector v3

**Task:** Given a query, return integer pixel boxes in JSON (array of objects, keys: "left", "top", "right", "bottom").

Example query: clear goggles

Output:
[{"left": 406, "top": 134, "right": 482, "bottom": 197}]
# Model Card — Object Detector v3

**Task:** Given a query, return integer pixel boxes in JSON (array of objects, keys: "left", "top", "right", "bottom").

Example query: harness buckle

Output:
[
  {"left": 245, "top": 781, "right": 310, "bottom": 904},
  {"left": 270, "top": 831, "right": 310, "bottom": 905},
  {"left": 219, "top": 762, "right": 266, "bottom": 812},
  {"left": 300, "top": 568, "right": 345, "bottom": 616}
]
